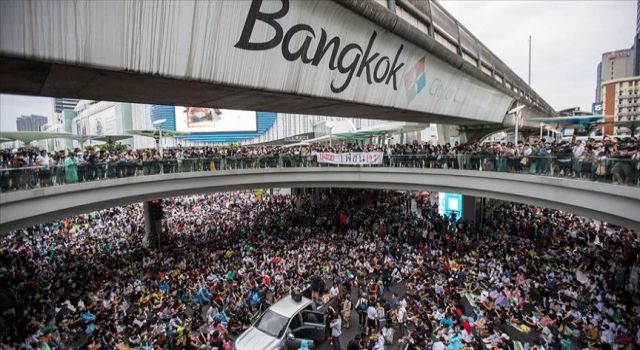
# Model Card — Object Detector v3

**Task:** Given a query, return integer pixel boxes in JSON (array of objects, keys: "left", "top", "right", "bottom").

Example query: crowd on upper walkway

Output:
[
  {"left": 0, "top": 135, "right": 638, "bottom": 192},
  {"left": 0, "top": 189, "right": 639, "bottom": 350}
]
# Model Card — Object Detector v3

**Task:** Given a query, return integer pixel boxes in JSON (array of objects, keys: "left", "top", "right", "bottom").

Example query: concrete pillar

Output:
[
  {"left": 143, "top": 200, "right": 164, "bottom": 247},
  {"left": 458, "top": 130, "right": 471, "bottom": 144},
  {"left": 291, "top": 188, "right": 305, "bottom": 196},
  {"left": 436, "top": 124, "right": 460, "bottom": 144},
  {"left": 462, "top": 195, "right": 482, "bottom": 225},
  {"left": 311, "top": 188, "right": 321, "bottom": 206}
]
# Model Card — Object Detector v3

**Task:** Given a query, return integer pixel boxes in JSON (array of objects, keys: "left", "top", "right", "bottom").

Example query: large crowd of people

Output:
[
  {"left": 1, "top": 189, "right": 639, "bottom": 350},
  {"left": 1, "top": 135, "right": 638, "bottom": 191}
]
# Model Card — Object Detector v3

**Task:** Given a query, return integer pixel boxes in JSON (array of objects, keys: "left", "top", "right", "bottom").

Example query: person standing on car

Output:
[
  {"left": 330, "top": 313, "right": 342, "bottom": 350},
  {"left": 311, "top": 271, "right": 322, "bottom": 304}
]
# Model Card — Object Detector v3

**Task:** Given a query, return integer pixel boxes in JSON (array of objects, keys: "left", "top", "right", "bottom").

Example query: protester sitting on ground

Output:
[{"left": 0, "top": 189, "right": 638, "bottom": 349}]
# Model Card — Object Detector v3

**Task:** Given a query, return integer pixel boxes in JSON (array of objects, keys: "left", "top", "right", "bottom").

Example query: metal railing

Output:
[{"left": 1, "top": 155, "right": 638, "bottom": 193}]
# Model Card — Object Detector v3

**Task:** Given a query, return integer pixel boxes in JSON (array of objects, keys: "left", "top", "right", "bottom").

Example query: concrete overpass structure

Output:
[
  {"left": 0, "top": 0, "right": 554, "bottom": 126},
  {"left": 1, "top": 168, "right": 638, "bottom": 234}
]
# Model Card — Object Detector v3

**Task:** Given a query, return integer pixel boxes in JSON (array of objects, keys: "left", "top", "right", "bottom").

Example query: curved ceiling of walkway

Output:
[{"left": 1, "top": 168, "right": 638, "bottom": 234}]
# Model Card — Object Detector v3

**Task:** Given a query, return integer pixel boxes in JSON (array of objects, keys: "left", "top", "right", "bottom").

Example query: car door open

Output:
[
  {"left": 301, "top": 310, "right": 326, "bottom": 342},
  {"left": 286, "top": 313, "right": 316, "bottom": 350}
]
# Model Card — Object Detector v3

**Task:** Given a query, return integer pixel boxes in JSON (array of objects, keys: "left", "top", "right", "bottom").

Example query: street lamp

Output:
[
  {"left": 508, "top": 105, "right": 526, "bottom": 146},
  {"left": 152, "top": 119, "right": 166, "bottom": 159},
  {"left": 324, "top": 121, "right": 336, "bottom": 148}
]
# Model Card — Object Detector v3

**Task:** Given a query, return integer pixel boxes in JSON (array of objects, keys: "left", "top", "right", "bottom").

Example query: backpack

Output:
[{"left": 359, "top": 299, "right": 367, "bottom": 312}]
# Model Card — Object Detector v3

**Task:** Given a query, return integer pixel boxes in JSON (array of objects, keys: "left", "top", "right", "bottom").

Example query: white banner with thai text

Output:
[{"left": 317, "top": 152, "right": 383, "bottom": 165}]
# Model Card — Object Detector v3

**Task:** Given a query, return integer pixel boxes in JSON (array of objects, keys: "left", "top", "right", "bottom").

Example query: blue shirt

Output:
[
  {"left": 447, "top": 334, "right": 462, "bottom": 350},
  {"left": 440, "top": 317, "right": 454, "bottom": 328}
]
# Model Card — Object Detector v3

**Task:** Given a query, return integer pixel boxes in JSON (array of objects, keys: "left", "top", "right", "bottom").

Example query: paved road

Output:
[{"left": 318, "top": 282, "right": 407, "bottom": 350}]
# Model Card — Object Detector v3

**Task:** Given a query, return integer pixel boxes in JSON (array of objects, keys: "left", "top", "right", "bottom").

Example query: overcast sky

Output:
[
  {"left": 0, "top": 94, "right": 52, "bottom": 132},
  {"left": 438, "top": 0, "right": 636, "bottom": 111},
  {"left": 0, "top": 1, "right": 636, "bottom": 130}
]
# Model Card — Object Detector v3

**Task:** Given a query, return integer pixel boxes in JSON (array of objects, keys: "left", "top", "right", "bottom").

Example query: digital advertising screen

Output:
[
  {"left": 74, "top": 106, "right": 117, "bottom": 136},
  {"left": 438, "top": 192, "right": 463, "bottom": 222},
  {"left": 174, "top": 107, "right": 257, "bottom": 133}
]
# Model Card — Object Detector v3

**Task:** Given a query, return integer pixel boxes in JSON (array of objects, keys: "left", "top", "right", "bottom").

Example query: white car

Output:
[{"left": 234, "top": 295, "right": 326, "bottom": 350}]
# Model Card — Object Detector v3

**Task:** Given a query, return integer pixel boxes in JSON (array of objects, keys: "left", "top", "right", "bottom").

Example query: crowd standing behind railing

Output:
[{"left": 1, "top": 135, "right": 638, "bottom": 192}]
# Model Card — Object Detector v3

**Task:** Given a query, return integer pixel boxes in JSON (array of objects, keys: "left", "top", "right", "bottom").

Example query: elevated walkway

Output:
[
  {"left": 1, "top": 167, "right": 638, "bottom": 233},
  {"left": 0, "top": 0, "right": 552, "bottom": 124}
]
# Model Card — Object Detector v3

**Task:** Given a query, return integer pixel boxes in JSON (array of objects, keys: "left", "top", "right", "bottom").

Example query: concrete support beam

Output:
[
  {"left": 436, "top": 125, "right": 459, "bottom": 144},
  {"left": 143, "top": 200, "right": 164, "bottom": 248},
  {"left": 462, "top": 195, "right": 480, "bottom": 225}
]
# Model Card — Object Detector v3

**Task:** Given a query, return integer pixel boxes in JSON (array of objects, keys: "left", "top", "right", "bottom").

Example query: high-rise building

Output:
[
  {"left": 595, "top": 49, "right": 635, "bottom": 103},
  {"left": 601, "top": 76, "right": 640, "bottom": 135},
  {"left": 595, "top": 1, "right": 640, "bottom": 102},
  {"left": 595, "top": 62, "right": 602, "bottom": 103},
  {"left": 635, "top": 0, "right": 640, "bottom": 75},
  {"left": 53, "top": 98, "right": 80, "bottom": 113},
  {"left": 16, "top": 114, "right": 48, "bottom": 131}
]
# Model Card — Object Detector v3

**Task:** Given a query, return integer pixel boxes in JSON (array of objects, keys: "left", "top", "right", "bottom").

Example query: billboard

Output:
[
  {"left": 438, "top": 192, "right": 463, "bottom": 222},
  {"left": 174, "top": 107, "right": 257, "bottom": 133},
  {"left": 591, "top": 102, "right": 603, "bottom": 114},
  {"left": 74, "top": 105, "right": 117, "bottom": 136},
  {"left": 4, "top": 1, "right": 513, "bottom": 125}
]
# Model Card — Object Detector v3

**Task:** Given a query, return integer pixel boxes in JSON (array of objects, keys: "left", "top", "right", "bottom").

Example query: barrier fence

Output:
[{"left": 1, "top": 154, "right": 638, "bottom": 193}]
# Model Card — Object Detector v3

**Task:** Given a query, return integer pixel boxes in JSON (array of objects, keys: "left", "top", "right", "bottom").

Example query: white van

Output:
[{"left": 233, "top": 295, "right": 326, "bottom": 350}]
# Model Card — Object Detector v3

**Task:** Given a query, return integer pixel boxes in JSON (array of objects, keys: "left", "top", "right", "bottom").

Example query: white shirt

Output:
[
  {"left": 397, "top": 306, "right": 406, "bottom": 323},
  {"left": 601, "top": 329, "right": 614, "bottom": 345},
  {"left": 367, "top": 306, "right": 378, "bottom": 320},
  {"left": 36, "top": 154, "right": 50, "bottom": 167},
  {"left": 377, "top": 307, "right": 385, "bottom": 320},
  {"left": 330, "top": 318, "right": 342, "bottom": 337},
  {"left": 462, "top": 329, "right": 473, "bottom": 342},
  {"left": 432, "top": 341, "right": 446, "bottom": 350}
]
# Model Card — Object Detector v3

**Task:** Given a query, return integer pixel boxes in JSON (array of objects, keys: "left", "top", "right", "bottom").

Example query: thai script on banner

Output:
[{"left": 317, "top": 152, "right": 383, "bottom": 165}]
